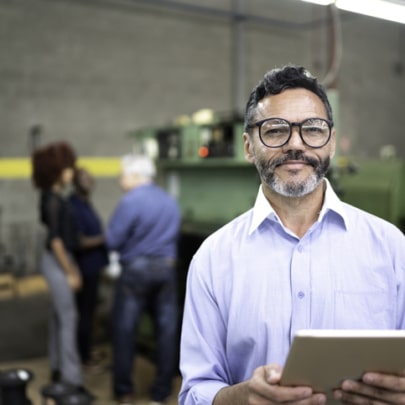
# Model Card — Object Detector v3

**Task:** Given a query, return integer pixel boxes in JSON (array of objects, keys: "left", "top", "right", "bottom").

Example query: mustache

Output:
[{"left": 269, "top": 150, "right": 319, "bottom": 170}]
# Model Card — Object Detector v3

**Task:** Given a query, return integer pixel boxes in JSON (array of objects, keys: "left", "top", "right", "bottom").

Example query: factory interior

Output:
[{"left": 1, "top": 0, "right": 405, "bottom": 403}]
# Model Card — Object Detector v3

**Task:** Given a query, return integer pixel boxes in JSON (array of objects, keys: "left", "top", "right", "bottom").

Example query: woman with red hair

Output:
[{"left": 32, "top": 141, "right": 88, "bottom": 393}]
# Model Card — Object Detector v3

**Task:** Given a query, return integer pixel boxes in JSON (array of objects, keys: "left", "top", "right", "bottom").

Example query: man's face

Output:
[{"left": 243, "top": 88, "right": 336, "bottom": 198}]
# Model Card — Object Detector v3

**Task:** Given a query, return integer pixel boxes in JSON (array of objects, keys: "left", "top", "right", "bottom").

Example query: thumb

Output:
[{"left": 265, "top": 364, "right": 282, "bottom": 384}]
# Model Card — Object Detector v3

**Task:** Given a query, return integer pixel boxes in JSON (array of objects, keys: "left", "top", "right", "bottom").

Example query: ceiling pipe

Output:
[
  {"left": 128, "top": 0, "right": 337, "bottom": 30},
  {"left": 321, "top": 3, "right": 342, "bottom": 88},
  {"left": 231, "top": 0, "right": 247, "bottom": 118},
  {"left": 58, "top": 0, "right": 338, "bottom": 32}
]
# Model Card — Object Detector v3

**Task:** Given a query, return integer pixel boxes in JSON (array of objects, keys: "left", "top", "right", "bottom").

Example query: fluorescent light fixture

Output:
[
  {"left": 336, "top": 0, "right": 405, "bottom": 25},
  {"left": 300, "top": 0, "right": 334, "bottom": 4},
  {"left": 298, "top": 0, "right": 405, "bottom": 24}
]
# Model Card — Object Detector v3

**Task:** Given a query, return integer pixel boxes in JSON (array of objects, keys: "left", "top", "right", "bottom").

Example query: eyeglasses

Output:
[{"left": 250, "top": 117, "right": 333, "bottom": 149}]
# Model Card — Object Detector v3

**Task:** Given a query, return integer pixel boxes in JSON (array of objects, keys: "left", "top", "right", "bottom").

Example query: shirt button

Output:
[
  {"left": 297, "top": 246, "right": 304, "bottom": 253},
  {"left": 298, "top": 291, "right": 305, "bottom": 299}
]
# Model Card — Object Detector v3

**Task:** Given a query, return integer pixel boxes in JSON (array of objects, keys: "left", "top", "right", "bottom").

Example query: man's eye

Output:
[
  {"left": 303, "top": 126, "right": 325, "bottom": 135},
  {"left": 264, "top": 126, "right": 289, "bottom": 136}
]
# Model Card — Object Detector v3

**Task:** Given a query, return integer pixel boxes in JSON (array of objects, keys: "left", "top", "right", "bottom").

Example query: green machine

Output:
[{"left": 337, "top": 157, "right": 405, "bottom": 231}]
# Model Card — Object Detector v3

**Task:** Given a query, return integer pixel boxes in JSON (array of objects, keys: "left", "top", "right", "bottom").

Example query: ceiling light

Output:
[
  {"left": 298, "top": 0, "right": 405, "bottom": 24},
  {"left": 336, "top": 0, "right": 405, "bottom": 25},
  {"left": 300, "top": 0, "right": 334, "bottom": 5}
]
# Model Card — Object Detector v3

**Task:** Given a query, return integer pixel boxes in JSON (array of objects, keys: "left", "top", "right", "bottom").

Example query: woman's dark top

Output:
[
  {"left": 68, "top": 193, "right": 109, "bottom": 276},
  {"left": 40, "top": 190, "right": 79, "bottom": 253}
]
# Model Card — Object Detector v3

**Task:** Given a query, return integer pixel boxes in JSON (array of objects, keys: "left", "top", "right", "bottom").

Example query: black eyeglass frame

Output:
[{"left": 249, "top": 117, "right": 334, "bottom": 149}]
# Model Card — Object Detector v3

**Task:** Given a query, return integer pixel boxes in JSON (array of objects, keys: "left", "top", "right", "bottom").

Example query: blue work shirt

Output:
[
  {"left": 69, "top": 194, "right": 109, "bottom": 275},
  {"left": 179, "top": 180, "right": 405, "bottom": 405},
  {"left": 106, "top": 183, "right": 181, "bottom": 264}
]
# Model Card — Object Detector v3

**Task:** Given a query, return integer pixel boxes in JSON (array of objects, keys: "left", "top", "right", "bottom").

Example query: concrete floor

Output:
[
  {"left": 0, "top": 344, "right": 182, "bottom": 405},
  {"left": 0, "top": 274, "right": 182, "bottom": 404}
]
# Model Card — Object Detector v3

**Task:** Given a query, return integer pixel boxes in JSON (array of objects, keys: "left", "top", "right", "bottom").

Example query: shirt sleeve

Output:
[
  {"left": 389, "top": 226, "right": 405, "bottom": 329},
  {"left": 105, "top": 196, "right": 135, "bottom": 251},
  {"left": 47, "top": 194, "right": 62, "bottom": 241},
  {"left": 178, "top": 248, "right": 230, "bottom": 405}
]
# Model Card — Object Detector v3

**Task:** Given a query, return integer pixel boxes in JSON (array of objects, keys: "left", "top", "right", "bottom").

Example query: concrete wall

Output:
[{"left": 0, "top": 0, "right": 404, "bottom": 273}]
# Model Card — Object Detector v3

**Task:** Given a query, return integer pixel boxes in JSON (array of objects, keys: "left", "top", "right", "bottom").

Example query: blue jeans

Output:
[{"left": 112, "top": 256, "right": 179, "bottom": 401}]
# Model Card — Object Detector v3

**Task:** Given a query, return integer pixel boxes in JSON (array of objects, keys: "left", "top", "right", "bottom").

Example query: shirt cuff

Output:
[{"left": 182, "top": 381, "right": 229, "bottom": 405}]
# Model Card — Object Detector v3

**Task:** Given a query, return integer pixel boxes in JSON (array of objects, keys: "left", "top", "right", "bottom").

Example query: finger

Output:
[
  {"left": 363, "top": 372, "right": 405, "bottom": 392},
  {"left": 250, "top": 367, "right": 314, "bottom": 403},
  {"left": 339, "top": 378, "right": 404, "bottom": 404},
  {"left": 334, "top": 389, "right": 386, "bottom": 405},
  {"left": 258, "top": 381, "right": 314, "bottom": 403},
  {"left": 250, "top": 391, "right": 326, "bottom": 405},
  {"left": 264, "top": 365, "right": 282, "bottom": 384}
]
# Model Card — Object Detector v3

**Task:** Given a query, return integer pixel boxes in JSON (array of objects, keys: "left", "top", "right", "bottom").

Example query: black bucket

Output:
[{"left": 0, "top": 368, "right": 34, "bottom": 405}]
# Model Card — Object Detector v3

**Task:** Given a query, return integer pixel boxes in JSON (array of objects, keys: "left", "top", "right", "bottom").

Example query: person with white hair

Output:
[{"left": 106, "top": 154, "right": 181, "bottom": 405}]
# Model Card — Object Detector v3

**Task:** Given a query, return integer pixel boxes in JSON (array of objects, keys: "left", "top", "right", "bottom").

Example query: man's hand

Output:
[
  {"left": 214, "top": 364, "right": 327, "bottom": 405},
  {"left": 334, "top": 371, "right": 405, "bottom": 404}
]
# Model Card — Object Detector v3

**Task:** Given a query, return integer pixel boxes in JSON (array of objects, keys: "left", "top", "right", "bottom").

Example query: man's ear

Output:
[{"left": 243, "top": 133, "right": 255, "bottom": 164}]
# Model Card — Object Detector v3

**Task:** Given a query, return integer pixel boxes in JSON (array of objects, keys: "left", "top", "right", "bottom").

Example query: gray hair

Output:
[{"left": 121, "top": 154, "right": 156, "bottom": 178}]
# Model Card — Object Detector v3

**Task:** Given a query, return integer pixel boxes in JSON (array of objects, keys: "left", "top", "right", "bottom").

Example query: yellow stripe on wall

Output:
[
  {"left": 0, "top": 157, "right": 121, "bottom": 179},
  {"left": 0, "top": 159, "right": 31, "bottom": 178},
  {"left": 77, "top": 158, "right": 121, "bottom": 177}
]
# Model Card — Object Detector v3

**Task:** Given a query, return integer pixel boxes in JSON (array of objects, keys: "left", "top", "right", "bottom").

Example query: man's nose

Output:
[{"left": 284, "top": 126, "right": 305, "bottom": 149}]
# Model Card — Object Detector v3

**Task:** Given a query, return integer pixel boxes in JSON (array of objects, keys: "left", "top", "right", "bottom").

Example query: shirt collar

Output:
[{"left": 248, "top": 178, "right": 349, "bottom": 235}]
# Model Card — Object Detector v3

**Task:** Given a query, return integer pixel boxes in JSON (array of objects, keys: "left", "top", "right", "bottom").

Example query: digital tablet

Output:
[{"left": 280, "top": 329, "right": 405, "bottom": 403}]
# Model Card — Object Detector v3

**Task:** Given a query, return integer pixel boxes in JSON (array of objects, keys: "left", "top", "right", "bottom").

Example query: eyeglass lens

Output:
[{"left": 259, "top": 118, "right": 330, "bottom": 148}]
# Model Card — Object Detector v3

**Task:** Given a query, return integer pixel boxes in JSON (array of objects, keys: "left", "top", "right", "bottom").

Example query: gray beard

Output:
[
  {"left": 255, "top": 150, "right": 330, "bottom": 198},
  {"left": 270, "top": 171, "right": 322, "bottom": 197}
]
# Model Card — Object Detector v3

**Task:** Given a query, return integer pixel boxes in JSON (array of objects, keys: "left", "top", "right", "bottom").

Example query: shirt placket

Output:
[{"left": 290, "top": 240, "right": 311, "bottom": 342}]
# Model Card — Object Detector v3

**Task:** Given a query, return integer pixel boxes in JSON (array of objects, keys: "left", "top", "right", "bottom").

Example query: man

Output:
[
  {"left": 106, "top": 154, "right": 181, "bottom": 405},
  {"left": 179, "top": 65, "right": 405, "bottom": 405}
]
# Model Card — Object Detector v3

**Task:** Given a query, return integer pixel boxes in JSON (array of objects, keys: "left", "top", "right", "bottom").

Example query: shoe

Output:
[
  {"left": 90, "top": 347, "right": 107, "bottom": 361},
  {"left": 77, "top": 386, "right": 97, "bottom": 400},
  {"left": 50, "top": 369, "right": 61, "bottom": 382},
  {"left": 116, "top": 393, "right": 135, "bottom": 404},
  {"left": 82, "top": 358, "right": 106, "bottom": 374}
]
